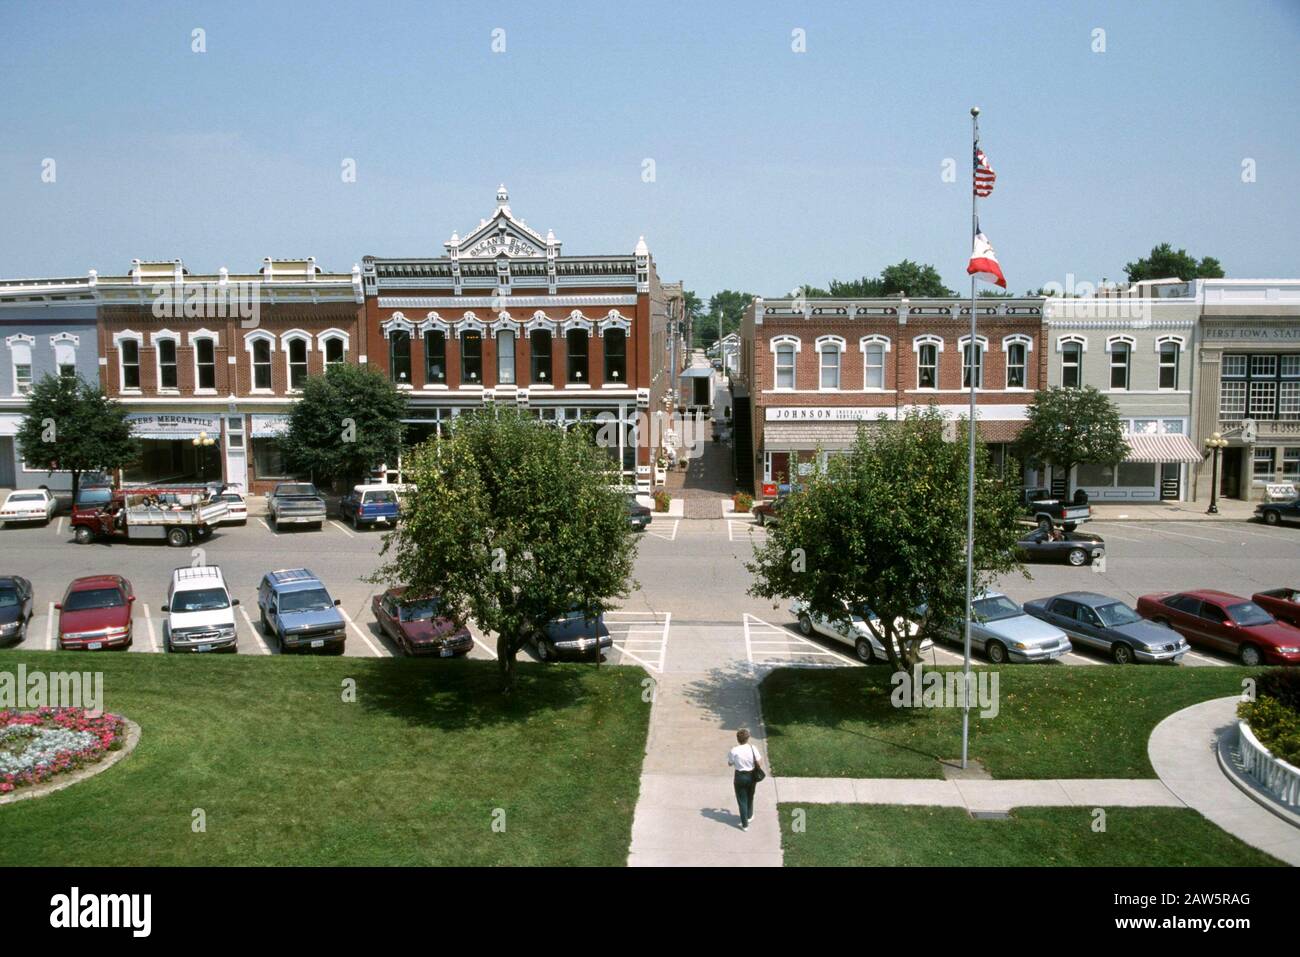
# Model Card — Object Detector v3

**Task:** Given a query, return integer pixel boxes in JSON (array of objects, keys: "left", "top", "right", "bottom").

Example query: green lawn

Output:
[
  {"left": 779, "top": 805, "right": 1284, "bottom": 866},
  {"left": 0, "top": 650, "right": 651, "bottom": 866},
  {"left": 762, "top": 665, "right": 1250, "bottom": 779}
]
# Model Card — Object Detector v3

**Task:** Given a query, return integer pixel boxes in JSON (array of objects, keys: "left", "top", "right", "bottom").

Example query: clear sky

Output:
[{"left": 1, "top": 0, "right": 1297, "bottom": 300}]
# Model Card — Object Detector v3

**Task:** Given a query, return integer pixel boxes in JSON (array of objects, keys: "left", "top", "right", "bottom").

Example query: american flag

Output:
[{"left": 973, "top": 145, "right": 996, "bottom": 197}]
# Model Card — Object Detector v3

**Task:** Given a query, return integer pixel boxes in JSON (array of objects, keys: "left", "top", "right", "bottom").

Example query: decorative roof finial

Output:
[{"left": 496, "top": 183, "right": 509, "bottom": 207}]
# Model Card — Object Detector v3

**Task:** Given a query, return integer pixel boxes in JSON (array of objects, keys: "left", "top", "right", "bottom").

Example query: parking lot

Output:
[{"left": 2, "top": 508, "right": 1296, "bottom": 671}]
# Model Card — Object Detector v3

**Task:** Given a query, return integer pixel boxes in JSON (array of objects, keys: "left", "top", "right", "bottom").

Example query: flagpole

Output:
[{"left": 962, "top": 106, "right": 980, "bottom": 770}]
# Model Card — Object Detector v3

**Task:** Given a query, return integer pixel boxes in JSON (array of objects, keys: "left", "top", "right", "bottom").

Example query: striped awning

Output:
[{"left": 1124, "top": 432, "right": 1203, "bottom": 464}]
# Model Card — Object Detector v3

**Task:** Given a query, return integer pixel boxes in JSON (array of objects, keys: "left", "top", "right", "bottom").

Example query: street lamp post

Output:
[
  {"left": 193, "top": 430, "right": 216, "bottom": 484},
  {"left": 1204, "top": 432, "right": 1228, "bottom": 514}
]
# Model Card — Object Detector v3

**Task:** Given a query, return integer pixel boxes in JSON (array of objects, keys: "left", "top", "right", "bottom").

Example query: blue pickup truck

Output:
[
  {"left": 256, "top": 568, "right": 347, "bottom": 654},
  {"left": 339, "top": 485, "right": 401, "bottom": 530}
]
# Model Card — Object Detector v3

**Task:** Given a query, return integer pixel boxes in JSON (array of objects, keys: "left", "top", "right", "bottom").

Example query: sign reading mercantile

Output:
[
  {"left": 126, "top": 413, "right": 224, "bottom": 439},
  {"left": 765, "top": 407, "right": 886, "bottom": 422}
]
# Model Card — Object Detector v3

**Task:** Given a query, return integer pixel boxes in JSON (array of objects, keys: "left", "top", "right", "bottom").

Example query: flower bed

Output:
[{"left": 0, "top": 708, "right": 127, "bottom": 794}]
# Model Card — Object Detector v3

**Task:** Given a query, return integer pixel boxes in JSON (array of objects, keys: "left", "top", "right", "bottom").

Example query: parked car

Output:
[
  {"left": 265, "top": 482, "right": 327, "bottom": 531},
  {"left": 0, "top": 575, "right": 34, "bottom": 647},
  {"left": 0, "top": 488, "right": 57, "bottom": 526},
  {"left": 626, "top": 494, "right": 652, "bottom": 531},
  {"left": 162, "top": 565, "right": 239, "bottom": 653},
  {"left": 1023, "top": 592, "right": 1187, "bottom": 664},
  {"left": 1015, "top": 528, "right": 1105, "bottom": 567},
  {"left": 256, "top": 568, "right": 346, "bottom": 654},
  {"left": 56, "top": 575, "right": 134, "bottom": 650},
  {"left": 1022, "top": 488, "right": 1091, "bottom": 531},
  {"left": 534, "top": 607, "right": 612, "bottom": 662},
  {"left": 1252, "top": 588, "right": 1300, "bottom": 629},
  {"left": 931, "top": 591, "right": 1072, "bottom": 665},
  {"left": 213, "top": 489, "right": 248, "bottom": 525},
  {"left": 753, "top": 497, "right": 786, "bottom": 528},
  {"left": 1255, "top": 497, "right": 1300, "bottom": 527},
  {"left": 371, "top": 587, "right": 472, "bottom": 657},
  {"left": 1136, "top": 589, "right": 1300, "bottom": 666},
  {"left": 790, "top": 598, "right": 932, "bottom": 663},
  {"left": 340, "top": 485, "right": 401, "bottom": 530}
]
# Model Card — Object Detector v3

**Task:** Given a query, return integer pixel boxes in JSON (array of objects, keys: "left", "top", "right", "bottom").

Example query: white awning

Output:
[{"left": 1124, "top": 432, "right": 1203, "bottom": 464}]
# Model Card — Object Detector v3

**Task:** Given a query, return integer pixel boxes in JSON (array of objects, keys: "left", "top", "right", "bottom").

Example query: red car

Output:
[
  {"left": 371, "top": 587, "right": 472, "bottom": 657},
  {"left": 1136, "top": 589, "right": 1300, "bottom": 666},
  {"left": 56, "top": 575, "right": 135, "bottom": 650},
  {"left": 1253, "top": 588, "right": 1300, "bottom": 629}
]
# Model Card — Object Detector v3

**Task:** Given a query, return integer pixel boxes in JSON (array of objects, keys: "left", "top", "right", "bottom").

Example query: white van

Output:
[{"left": 163, "top": 565, "right": 239, "bottom": 653}]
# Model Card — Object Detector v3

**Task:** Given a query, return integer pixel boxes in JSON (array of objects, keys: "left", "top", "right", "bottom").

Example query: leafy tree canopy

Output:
[
  {"left": 15, "top": 374, "right": 137, "bottom": 501},
  {"left": 697, "top": 289, "right": 756, "bottom": 348},
  {"left": 1124, "top": 243, "right": 1224, "bottom": 283},
  {"left": 747, "top": 409, "right": 1023, "bottom": 672},
  {"left": 1014, "top": 386, "right": 1128, "bottom": 497},
  {"left": 795, "top": 260, "right": 956, "bottom": 302},
  {"left": 279, "top": 363, "right": 407, "bottom": 488},
  {"left": 373, "top": 408, "right": 639, "bottom": 691}
]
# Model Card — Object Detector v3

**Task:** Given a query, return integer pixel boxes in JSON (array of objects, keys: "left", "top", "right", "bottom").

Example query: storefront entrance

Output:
[{"left": 122, "top": 413, "right": 224, "bottom": 486}]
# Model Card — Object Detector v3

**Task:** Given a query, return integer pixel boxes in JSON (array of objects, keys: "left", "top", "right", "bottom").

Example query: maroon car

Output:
[
  {"left": 371, "top": 587, "right": 472, "bottom": 657},
  {"left": 1136, "top": 589, "right": 1300, "bottom": 667},
  {"left": 1253, "top": 588, "right": 1300, "bottom": 629},
  {"left": 56, "top": 575, "right": 134, "bottom": 651}
]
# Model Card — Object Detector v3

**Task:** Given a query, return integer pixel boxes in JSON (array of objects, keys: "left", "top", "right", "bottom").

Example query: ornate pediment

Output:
[{"left": 447, "top": 184, "right": 556, "bottom": 259}]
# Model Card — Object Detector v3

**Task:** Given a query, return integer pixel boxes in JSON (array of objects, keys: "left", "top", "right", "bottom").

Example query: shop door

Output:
[
  {"left": 0, "top": 438, "right": 14, "bottom": 487},
  {"left": 224, "top": 417, "right": 247, "bottom": 490},
  {"left": 1160, "top": 463, "right": 1180, "bottom": 500},
  {"left": 1221, "top": 448, "right": 1242, "bottom": 499}
]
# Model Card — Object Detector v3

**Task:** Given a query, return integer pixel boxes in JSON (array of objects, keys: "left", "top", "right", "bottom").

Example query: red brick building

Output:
[
  {"left": 361, "top": 186, "right": 670, "bottom": 490},
  {"left": 735, "top": 295, "right": 1046, "bottom": 495},
  {"left": 95, "top": 258, "right": 364, "bottom": 492}
]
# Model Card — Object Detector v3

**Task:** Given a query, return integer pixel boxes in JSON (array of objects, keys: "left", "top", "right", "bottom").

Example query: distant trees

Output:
[
  {"left": 797, "top": 260, "right": 956, "bottom": 301},
  {"left": 1124, "top": 243, "right": 1224, "bottom": 283},
  {"left": 696, "top": 289, "right": 756, "bottom": 348}
]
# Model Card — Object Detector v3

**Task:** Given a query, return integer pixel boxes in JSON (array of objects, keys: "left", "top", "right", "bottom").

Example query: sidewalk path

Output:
[
  {"left": 1090, "top": 500, "right": 1261, "bottom": 522},
  {"left": 775, "top": 776, "right": 1182, "bottom": 812},
  {"left": 1148, "top": 696, "right": 1300, "bottom": 865}
]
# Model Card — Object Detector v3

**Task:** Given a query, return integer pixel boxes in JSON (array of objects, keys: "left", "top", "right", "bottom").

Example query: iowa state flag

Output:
[{"left": 967, "top": 226, "right": 1006, "bottom": 288}]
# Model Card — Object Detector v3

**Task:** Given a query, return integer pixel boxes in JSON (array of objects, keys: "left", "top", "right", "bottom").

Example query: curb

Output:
[
  {"left": 0, "top": 716, "right": 141, "bottom": 807},
  {"left": 1215, "top": 722, "right": 1300, "bottom": 830}
]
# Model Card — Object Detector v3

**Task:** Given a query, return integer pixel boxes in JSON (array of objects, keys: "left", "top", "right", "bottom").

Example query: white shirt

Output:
[{"left": 728, "top": 743, "right": 762, "bottom": 772}]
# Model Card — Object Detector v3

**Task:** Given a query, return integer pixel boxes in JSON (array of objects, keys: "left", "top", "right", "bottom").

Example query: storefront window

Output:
[
  {"left": 497, "top": 331, "right": 516, "bottom": 384},
  {"left": 424, "top": 331, "right": 446, "bottom": 384},
  {"left": 1076, "top": 463, "right": 1114, "bottom": 487},
  {"left": 1117, "top": 462, "right": 1155, "bottom": 487},
  {"left": 531, "top": 330, "right": 552, "bottom": 384},
  {"left": 1283, "top": 447, "right": 1300, "bottom": 482},
  {"left": 389, "top": 331, "right": 411, "bottom": 385},
  {"left": 253, "top": 439, "right": 291, "bottom": 480},
  {"left": 196, "top": 339, "right": 216, "bottom": 390},
  {"left": 1132, "top": 419, "right": 1160, "bottom": 434},
  {"left": 1253, "top": 448, "right": 1275, "bottom": 482},
  {"left": 462, "top": 331, "right": 483, "bottom": 385},
  {"left": 566, "top": 330, "right": 588, "bottom": 384},
  {"left": 603, "top": 329, "right": 626, "bottom": 384}
]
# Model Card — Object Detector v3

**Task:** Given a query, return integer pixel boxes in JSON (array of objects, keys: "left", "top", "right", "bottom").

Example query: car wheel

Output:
[
  {"left": 535, "top": 636, "right": 551, "bottom": 662},
  {"left": 1036, "top": 516, "right": 1051, "bottom": 532},
  {"left": 797, "top": 613, "right": 813, "bottom": 636},
  {"left": 986, "top": 640, "right": 1008, "bottom": 665},
  {"left": 1067, "top": 548, "right": 1088, "bottom": 566},
  {"left": 1111, "top": 642, "right": 1134, "bottom": 665},
  {"left": 1240, "top": 644, "right": 1263, "bottom": 667},
  {"left": 73, "top": 526, "right": 93, "bottom": 545},
  {"left": 1263, "top": 510, "right": 1280, "bottom": 526},
  {"left": 854, "top": 638, "right": 875, "bottom": 663},
  {"left": 167, "top": 527, "right": 188, "bottom": 547}
]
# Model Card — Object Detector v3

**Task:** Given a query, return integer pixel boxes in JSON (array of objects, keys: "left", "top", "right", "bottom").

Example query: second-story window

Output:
[
  {"left": 1158, "top": 341, "right": 1180, "bottom": 389},
  {"left": 1109, "top": 342, "right": 1130, "bottom": 390},
  {"left": 424, "top": 330, "right": 446, "bottom": 384},
  {"left": 1006, "top": 342, "right": 1027, "bottom": 388},
  {"left": 863, "top": 342, "right": 885, "bottom": 389},
  {"left": 917, "top": 343, "right": 938, "bottom": 389},
  {"left": 158, "top": 339, "right": 178, "bottom": 390},
  {"left": 252, "top": 339, "right": 272, "bottom": 389},
  {"left": 962, "top": 342, "right": 983, "bottom": 389},
  {"left": 604, "top": 329, "right": 626, "bottom": 384},
  {"left": 121, "top": 340, "right": 141, "bottom": 389},
  {"left": 389, "top": 331, "right": 411, "bottom": 386},
  {"left": 461, "top": 331, "right": 483, "bottom": 384},
  {"left": 497, "top": 331, "right": 516, "bottom": 384},
  {"left": 819, "top": 343, "right": 841, "bottom": 390},
  {"left": 567, "top": 329, "right": 588, "bottom": 384},
  {"left": 531, "top": 330, "right": 552, "bottom": 384},
  {"left": 324, "top": 338, "right": 346, "bottom": 368},
  {"left": 774, "top": 342, "right": 795, "bottom": 389},
  {"left": 196, "top": 339, "right": 216, "bottom": 390},
  {"left": 288, "top": 339, "right": 308, "bottom": 390},
  {"left": 1061, "top": 340, "right": 1082, "bottom": 388}
]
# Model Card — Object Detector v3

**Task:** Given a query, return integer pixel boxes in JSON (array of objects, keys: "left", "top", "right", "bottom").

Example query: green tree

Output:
[
  {"left": 15, "top": 374, "right": 137, "bottom": 503},
  {"left": 279, "top": 363, "right": 407, "bottom": 488},
  {"left": 373, "top": 408, "right": 638, "bottom": 692},
  {"left": 746, "top": 410, "right": 1023, "bottom": 672},
  {"left": 1015, "top": 386, "right": 1128, "bottom": 499},
  {"left": 879, "top": 260, "right": 955, "bottom": 297},
  {"left": 698, "top": 289, "right": 755, "bottom": 348},
  {"left": 827, "top": 276, "right": 887, "bottom": 298},
  {"left": 1124, "top": 243, "right": 1225, "bottom": 283}
]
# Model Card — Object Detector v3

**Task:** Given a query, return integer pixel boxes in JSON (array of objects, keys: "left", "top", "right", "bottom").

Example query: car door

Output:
[
  {"left": 378, "top": 596, "right": 399, "bottom": 641},
  {"left": 1195, "top": 601, "right": 1235, "bottom": 655},
  {"left": 1046, "top": 598, "right": 1082, "bottom": 640},
  {"left": 1158, "top": 595, "right": 1198, "bottom": 643},
  {"left": 1073, "top": 604, "right": 1111, "bottom": 652}
]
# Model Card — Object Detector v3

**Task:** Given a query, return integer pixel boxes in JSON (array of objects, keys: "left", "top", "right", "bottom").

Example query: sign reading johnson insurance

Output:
[{"left": 765, "top": 407, "right": 881, "bottom": 422}]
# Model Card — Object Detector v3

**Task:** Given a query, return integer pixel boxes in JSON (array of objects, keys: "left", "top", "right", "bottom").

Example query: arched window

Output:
[
  {"left": 1107, "top": 336, "right": 1134, "bottom": 391},
  {"left": 389, "top": 330, "right": 412, "bottom": 386},
  {"left": 860, "top": 336, "right": 890, "bottom": 390},
  {"left": 1058, "top": 336, "right": 1087, "bottom": 388},
  {"left": 913, "top": 336, "right": 943, "bottom": 390},
  {"left": 771, "top": 336, "right": 800, "bottom": 390},
  {"left": 959, "top": 336, "right": 988, "bottom": 390},
  {"left": 817, "top": 337, "right": 845, "bottom": 391},
  {"left": 245, "top": 333, "right": 275, "bottom": 391},
  {"left": 1157, "top": 336, "right": 1184, "bottom": 390},
  {"left": 566, "top": 329, "right": 589, "bottom": 384},
  {"left": 530, "top": 329, "right": 552, "bottom": 384},
  {"left": 604, "top": 328, "right": 626, "bottom": 384},
  {"left": 153, "top": 330, "right": 180, "bottom": 391}
]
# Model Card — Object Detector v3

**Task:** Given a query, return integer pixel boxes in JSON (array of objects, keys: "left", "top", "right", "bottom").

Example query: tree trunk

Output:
[
  {"left": 70, "top": 470, "right": 81, "bottom": 512},
  {"left": 496, "top": 632, "right": 518, "bottom": 694}
]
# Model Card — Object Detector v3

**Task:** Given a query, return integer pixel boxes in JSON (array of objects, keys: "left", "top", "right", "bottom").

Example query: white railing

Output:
[{"left": 1238, "top": 720, "right": 1300, "bottom": 810}]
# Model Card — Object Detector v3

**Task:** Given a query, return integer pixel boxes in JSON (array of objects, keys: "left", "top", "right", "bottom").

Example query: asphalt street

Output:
[{"left": 2, "top": 512, "right": 1297, "bottom": 671}]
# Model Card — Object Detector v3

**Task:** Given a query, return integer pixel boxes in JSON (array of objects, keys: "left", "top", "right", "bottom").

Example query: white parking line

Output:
[
  {"left": 646, "top": 519, "right": 679, "bottom": 542},
  {"left": 743, "top": 613, "right": 861, "bottom": 668},
  {"left": 45, "top": 602, "right": 55, "bottom": 650},
  {"left": 55, "top": 516, "right": 65, "bottom": 535},
  {"left": 728, "top": 519, "right": 766, "bottom": 542},
  {"left": 141, "top": 603, "right": 159, "bottom": 652},
  {"left": 470, "top": 632, "right": 498, "bottom": 659},
  {"left": 1059, "top": 651, "right": 1100, "bottom": 666},
  {"left": 329, "top": 520, "right": 355, "bottom": 538},
  {"left": 1184, "top": 650, "right": 1230, "bottom": 667},
  {"left": 237, "top": 604, "right": 271, "bottom": 655},
  {"left": 605, "top": 611, "right": 670, "bottom": 672},
  {"left": 258, "top": 518, "right": 273, "bottom": 533},
  {"left": 1125, "top": 524, "right": 1224, "bottom": 544},
  {"left": 338, "top": 607, "right": 386, "bottom": 657}
]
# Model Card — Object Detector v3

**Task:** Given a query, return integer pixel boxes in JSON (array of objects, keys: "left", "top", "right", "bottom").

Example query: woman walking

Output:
[{"left": 727, "top": 728, "right": 765, "bottom": 830}]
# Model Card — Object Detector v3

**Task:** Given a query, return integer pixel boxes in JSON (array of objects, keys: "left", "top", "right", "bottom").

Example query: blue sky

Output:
[{"left": 1, "top": 0, "right": 1297, "bottom": 299}]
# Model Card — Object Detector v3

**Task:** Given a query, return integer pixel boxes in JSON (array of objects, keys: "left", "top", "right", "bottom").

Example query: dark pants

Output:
[{"left": 733, "top": 770, "right": 757, "bottom": 826}]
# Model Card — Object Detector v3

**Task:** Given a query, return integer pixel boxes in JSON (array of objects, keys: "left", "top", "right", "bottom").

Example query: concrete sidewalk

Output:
[
  {"left": 775, "top": 776, "right": 1182, "bottom": 812},
  {"left": 1089, "top": 500, "right": 1261, "bottom": 522},
  {"left": 1148, "top": 696, "right": 1300, "bottom": 865}
]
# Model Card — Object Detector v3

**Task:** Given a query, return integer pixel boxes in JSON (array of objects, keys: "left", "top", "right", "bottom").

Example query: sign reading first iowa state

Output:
[{"left": 765, "top": 407, "right": 883, "bottom": 422}]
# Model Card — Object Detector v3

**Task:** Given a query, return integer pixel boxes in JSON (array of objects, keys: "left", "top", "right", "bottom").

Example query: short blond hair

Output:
[{"left": 736, "top": 728, "right": 750, "bottom": 744}]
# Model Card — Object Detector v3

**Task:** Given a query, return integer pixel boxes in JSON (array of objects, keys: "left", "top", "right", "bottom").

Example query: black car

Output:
[
  {"left": 0, "top": 576, "right": 35, "bottom": 646},
  {"left": 1016, "top": 528, "right": 1105, "bottom": 566},
  {"left": 626, "top": 495, "right": 652, "bottom": 531},
  {"left": 1256, "top": 497, "right": 1300, "bottom": 527},
  {"left": 534, "top": 608, "right": 613, "bottom": 662},
  {"left": 1023, "top": 591, "right": 1188, "bottom": 665}
]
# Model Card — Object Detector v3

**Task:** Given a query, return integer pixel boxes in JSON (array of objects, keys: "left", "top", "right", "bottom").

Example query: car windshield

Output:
[
  {"left": 1227, "top": 602, "right": 1274, "bottom": 627},
  {"left": 172, "top": 588, "right": 229, "bottom": 613},
  {"left": 0, "top": 588, "right": 18, "bottom": 608},
  {"left": 363, "top": 491, "right": 397, "bottom": 504},
  {"left": 972, "top": 596, "right": 1021, "bottom": 621},
  {"left": 399, "top": 598, "right": 440, "bottom": 621},
  {"left": 279, "top": 588, "right": 334, "bottom": 612},
  {"left": 64, "top": 588, "right": 125, "bottom": 611},
  {"left": 1095, "top": 602, "right": 1141, "bottom": 627}
]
